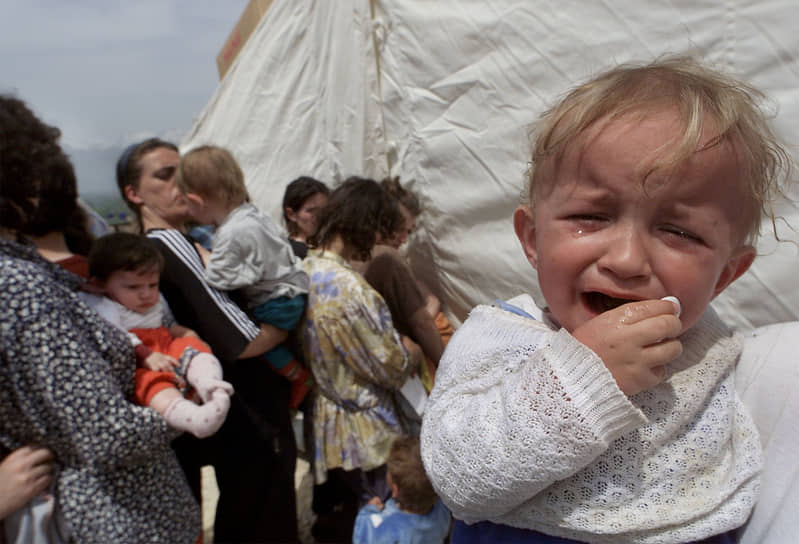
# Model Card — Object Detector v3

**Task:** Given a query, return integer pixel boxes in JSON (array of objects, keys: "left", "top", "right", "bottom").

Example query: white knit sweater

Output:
[{"left": 421, "top": 295, "right": 761, "bottom": 543}]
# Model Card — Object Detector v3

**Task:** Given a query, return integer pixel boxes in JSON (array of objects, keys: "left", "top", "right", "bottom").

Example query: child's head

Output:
[
  {"left": 176, "top": 145, "right": 249, "bottom": 225},
  {"left": 282, "top": 176, "right": 330, "bottom": 240},
  {"left": 380, "top": 176, "right": 420, "bottom": 249},
  {"left": 311, "top": 176, "right": 400, "bottom": 261},
  {"left": 514, "top": 57, "right": 791, "bottom": 334},
  {"left": 88, "top": 232, "right": 164, "bottom": 315},
  {"left": 386, "top": 436, "right": 439, "bottom": 515}
]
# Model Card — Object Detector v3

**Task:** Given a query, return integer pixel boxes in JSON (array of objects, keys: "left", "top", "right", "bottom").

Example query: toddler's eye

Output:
[
  {"left": 568, "top": 213, "right": 604, "bottom": 221},
  {"left": 662, "top": 225, "right": 704, "bottom": 244},
  {"left": 567, "top": 214, "right": 608, "bottom": 228}
]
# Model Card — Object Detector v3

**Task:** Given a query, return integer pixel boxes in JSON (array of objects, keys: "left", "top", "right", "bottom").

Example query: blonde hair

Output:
[
  {"left": 526, "top": 56, "right": 792, "bottom": 243},
  {"left": 176, "top": 145, "right": 249, "bottom": 206}
]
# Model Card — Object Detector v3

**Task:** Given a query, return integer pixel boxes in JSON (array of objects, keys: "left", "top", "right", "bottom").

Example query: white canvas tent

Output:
[
  {"left": 183, "top": 1, "right": 798, "bottom": 541},
  {"left": 183, "top": 0, "right": 799, "bottom": 331}
]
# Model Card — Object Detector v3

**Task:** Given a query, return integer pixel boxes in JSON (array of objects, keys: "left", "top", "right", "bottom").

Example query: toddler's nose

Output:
[{"left": 597, "top": 225, "right": 652, "bottom": 280}]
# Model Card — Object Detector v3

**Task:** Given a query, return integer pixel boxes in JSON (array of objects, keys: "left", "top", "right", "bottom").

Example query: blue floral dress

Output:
[{"left": 301, "top": 250, "right": 414, "bottom": 483}]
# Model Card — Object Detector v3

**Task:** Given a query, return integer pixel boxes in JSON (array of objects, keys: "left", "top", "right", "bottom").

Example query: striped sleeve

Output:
[{"left": 147, "top": 229, "right": 259, "bottom": 363}]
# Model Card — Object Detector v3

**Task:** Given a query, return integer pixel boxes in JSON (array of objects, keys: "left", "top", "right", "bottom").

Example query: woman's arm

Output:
[
  {"left": 237, "top": 323, "right": 288, "bottom": 359},
  {"left": 148, "top": 230, "right": 259, "bottom": 363}
]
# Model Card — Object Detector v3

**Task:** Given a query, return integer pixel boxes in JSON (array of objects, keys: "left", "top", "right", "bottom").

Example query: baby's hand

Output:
[
  {"left": 401, "top": 335, "right": 423, "bottom": 367},
  {"left": 144, "top": 352, "right": 179, "bottom": 373},
  {"left": 367, "top": 496, "right": 384, "bottom": 510},
  {"left": 572, "top": 298, "right": 682, "bottom": 396}
]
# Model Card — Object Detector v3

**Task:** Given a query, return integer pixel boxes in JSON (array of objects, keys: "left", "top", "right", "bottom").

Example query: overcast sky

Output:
[{"left": 0, "top": 0, "right": 249, "bottom": 196}]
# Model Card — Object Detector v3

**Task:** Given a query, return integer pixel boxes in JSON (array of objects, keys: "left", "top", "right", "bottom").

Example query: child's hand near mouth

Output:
[{"left": 572, "top": 297, "right": 682, "bottom": 396}]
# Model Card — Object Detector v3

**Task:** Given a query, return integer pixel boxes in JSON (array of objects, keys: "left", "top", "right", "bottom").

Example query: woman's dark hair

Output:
[
  {"left": 24, "top": 152, "right": 94, "bottom": 255},
  {"left": 0, "top": 95, "right": 65, "bottom": 232},
  {"left": 88, "top": 232, "right": 164, "bottom": 281},
  {"left": 310, "top": 176, "right": 400, "bottom": 261},
  {"left": 282, "top": 176, "right": 330, "bottom": 237},
  {"left": 381, "top": 176, "right": 421, "bottom": 217},
  {"left": 115, "top": 137, "right": 179, "bottom": 218}
]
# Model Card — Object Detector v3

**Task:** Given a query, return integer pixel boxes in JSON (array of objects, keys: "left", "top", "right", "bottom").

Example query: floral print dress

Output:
[
  {"left": 301, "top": 250, "right": 414, "bottom": 483},
  {"left": 0, "top": 237, "right": 200, "bottom": 544}
]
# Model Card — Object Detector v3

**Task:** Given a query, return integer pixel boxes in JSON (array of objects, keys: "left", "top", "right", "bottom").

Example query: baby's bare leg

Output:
[{"left": 148, "top": 387, "right": 184, "bottom": 415}]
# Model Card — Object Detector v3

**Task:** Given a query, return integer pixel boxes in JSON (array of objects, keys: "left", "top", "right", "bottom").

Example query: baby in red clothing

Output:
[{"left": 88, "top": 232, "right": 233, "bottom": 438}]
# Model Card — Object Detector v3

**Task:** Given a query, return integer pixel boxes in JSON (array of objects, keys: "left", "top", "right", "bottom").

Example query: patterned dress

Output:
[
  {"left": 0, "top": 237, "right": 200, "bottom": 543},
  {"left": 301, "top": 250, "right": 414, "bottom": 483}
]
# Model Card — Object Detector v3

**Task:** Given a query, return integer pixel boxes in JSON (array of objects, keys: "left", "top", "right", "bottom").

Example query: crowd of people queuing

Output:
[
  {"left": 0, "top": 93, "right": 451, "bottom": 543},
  {"left": 1, "top": 55, "right": 794, "bottom": 544}
]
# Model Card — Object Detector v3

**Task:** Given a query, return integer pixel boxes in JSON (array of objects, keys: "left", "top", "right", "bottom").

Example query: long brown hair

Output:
[{"left": 310, "top": 176, "right": 400, "bottom": 261}]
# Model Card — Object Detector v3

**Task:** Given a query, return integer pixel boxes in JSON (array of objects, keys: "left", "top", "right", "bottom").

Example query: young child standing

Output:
[
  {"left": 88, "top": 232, "right": 233, "bottom": 438},
  {"left": 421, "top": 57, "right": 791, "bottom": 543},
  {"left": 354, "top": 436, "right": 451, "bottom": 544},
  {"left": 176, "top": 145, "right": 311, "bottom": 409}
]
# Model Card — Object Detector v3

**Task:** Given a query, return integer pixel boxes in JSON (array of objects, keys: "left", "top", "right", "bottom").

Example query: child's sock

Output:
[
  {"left": 275, "top": 359, "right": 313, "bottom": 410},
  {"left": 185, "top": 352, "right": 233, "bottom": 402},
  {"left": 164, "top": 391, "right": 231, "bottom": 439}
]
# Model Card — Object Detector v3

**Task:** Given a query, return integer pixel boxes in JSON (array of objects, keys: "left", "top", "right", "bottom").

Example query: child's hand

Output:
[
  {"left": 572, "top": 298, "right": 682, "bottom": 396},
  {"left": 401, "top": 335, "right": 423, "bottom": 367},
  {"left": 367, "top": 496, "right": 384, "bottom": 510},
  {"left": 144, "top": 352, "right": 180, "bottom": 373},
  {"left": 194, "top": 242, "right": 211, "bottom": 267}
]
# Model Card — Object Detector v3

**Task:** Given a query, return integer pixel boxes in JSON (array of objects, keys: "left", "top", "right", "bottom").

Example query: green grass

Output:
[{"left": 81, "top": 193, "right": 133, "bottom": 226}]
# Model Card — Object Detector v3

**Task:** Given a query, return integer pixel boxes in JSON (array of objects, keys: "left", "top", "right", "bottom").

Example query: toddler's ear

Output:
[
  {"left": 513, "top": 205, "right": 539, "bottom": 269},
  {"left": 185, "top": 193, "right": 205, "bottom": 207},
  {"left": 712, "top": 245, "right": 756, "bottom": 298}
]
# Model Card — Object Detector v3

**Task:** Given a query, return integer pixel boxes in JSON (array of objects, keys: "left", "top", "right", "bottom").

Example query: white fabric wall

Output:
[
  {"left": 183, "top": 0, "right": 389, "bottom": 208},
  {"left": 183, "top": 0, "right": 799, "bottom": 329}
]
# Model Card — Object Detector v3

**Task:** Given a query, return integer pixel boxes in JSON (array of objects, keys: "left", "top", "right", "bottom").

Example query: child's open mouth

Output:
[{"left": 584, "top": 292, "right": 638, "bottom": 314}]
